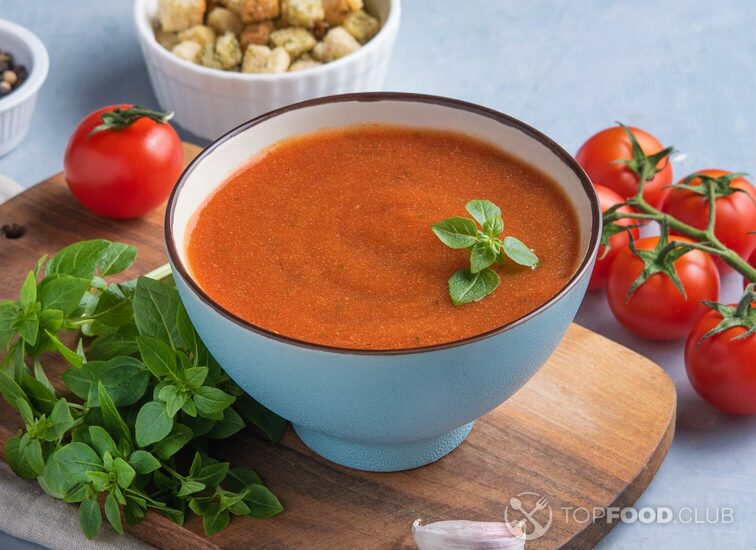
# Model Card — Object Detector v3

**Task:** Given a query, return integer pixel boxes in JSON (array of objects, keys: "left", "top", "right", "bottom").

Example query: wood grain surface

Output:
[{"left": 0, "top": 144, "right": 676, "bottom": 549}]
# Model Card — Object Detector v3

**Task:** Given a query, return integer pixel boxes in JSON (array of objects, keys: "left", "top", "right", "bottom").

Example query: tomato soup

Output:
[{"left": 186, "top": 125, "right": 580, "bottom": 350}]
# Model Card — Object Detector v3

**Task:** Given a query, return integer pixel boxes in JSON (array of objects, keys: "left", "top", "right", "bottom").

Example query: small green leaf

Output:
[
  {"left": 465, "top": 199, "right": 501, "bottom": 226},
  {"left": 113, "top": 457, "right": 136, "bottom": 488},
  {"left": 46, "top": 330, "right": 85, "bottom": 369},
  {"left": 46, "top": 240, "right": 111, "bottom": 280},
  {"left": 6, "top": 435, "right": 41, "bottom": 479},
  {"left": 90, "top": 288, "right": 134, "bottom": 327},
  {"left": 194, "top": 386, "right": 235, "bottom": 416},
  {"left": 482, "top": 215, "right": 504, "bottom": 236},
  {"left": 244, "top": 484, "right": 284, "bottom": 518},
  {"left": 184, "top": 366, "right": 208, "bottom": 389},
  {"left": 133, "top": 277, "right": 182, "bottom": 348},
  {"left": 129, "top": 450, "right": 161, "bottom": 474},
  {"left": 135, "top": 401, "right": 174, "bottom": 447},
  {"left": 19, "top": 271, "right": 37, "bottom": 313},
  {"left": 137, "top": 335, "right": 177, "bottom": 379},
  {"left": 16, "top": 312, "right": 39, "bottom": 345},
  {"left": 470, "top": 241, "right": 498, "bottom": 273},
  {"left": 0, "top": 301, "right": 19, "bottom": 350},
  {"left": 16, "top": 397, "right": 35, "bottom": 426},
  {"left": 178, "top": 479, "right": 206, "bottom": 497},
  {"left": 51, "top": 442, "right": 104, "bottom": 483},
  {"left": 448, "top": 268, "right": 500, "bottom": 306},
  {"left": 89, "top": 425, "right": 118, "bottom": 458},
  {"left": 197, "top": 462, "right": 230, "bottom": 487},
  {"left": 207, "top": 408, "right": 245, "bottom": 440},
  {"left": 501, "top": 236, "right": 539, "bottom": 268},
  {"left": 47, "top": 399, "right": 75, "bottom": 439},
  {"left": 225, "top": 467, "right": 263, "bottom": 492},
  {"left": 158, "top": 384, "right": 187, "bottom": 418},
  {"left": 79, "top": 499, "right": 102, "bottom": 540},
  {"left": 176, "top": 302, "right": 201, "bottom": 359},
  {"left": 153, "top": 423, "right": 193, "bottom": 460},
  {"left": 97, "top": 382, "right": 133, "bottom": 447},
  {"left": 0, "top": 370, "right": 29, "bottom": 412},
  {"left": 104, "top": 491, "right": 124, "bottom": 535},
  {"left": 99, "top": 243, "right": 137, "bottom": 276},
  {"left": 203, "top": 504, "right": 230, "bottom": 536},
  {"left": 37, "top": 275, "right": 91, "bottom": 316},
  {"left": 431, "top": 217, "right": 479, "bottom": 249}
]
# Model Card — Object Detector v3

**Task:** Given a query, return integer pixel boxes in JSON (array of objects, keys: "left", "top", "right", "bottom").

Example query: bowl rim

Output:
[
  {"left": 165, "top": 92, "right": 602, "bottom": 356},
  {"left": 0, "top": 18, "right": 49, "bottom": 112},
  {"left": 133, "top": 0, "right": 401, "bottom": 81}
]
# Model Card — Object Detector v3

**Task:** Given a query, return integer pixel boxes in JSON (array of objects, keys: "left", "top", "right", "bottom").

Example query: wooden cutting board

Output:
[{"left": 0, "top": 144, "right": 676, "bottom": 550}]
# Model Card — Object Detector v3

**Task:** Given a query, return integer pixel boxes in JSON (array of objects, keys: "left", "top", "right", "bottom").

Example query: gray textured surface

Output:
[{"left": 0, "top": 0, "right": 754, "bottom": 548}]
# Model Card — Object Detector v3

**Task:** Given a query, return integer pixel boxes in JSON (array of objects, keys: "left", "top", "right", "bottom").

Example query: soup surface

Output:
[{"left": 186, "top": 125, "right": 580, "bottom": 350}]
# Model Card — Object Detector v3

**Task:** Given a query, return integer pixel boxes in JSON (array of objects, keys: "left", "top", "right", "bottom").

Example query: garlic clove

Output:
[{"left": 412, "top": 519, "right": 526, "bottom": 550}]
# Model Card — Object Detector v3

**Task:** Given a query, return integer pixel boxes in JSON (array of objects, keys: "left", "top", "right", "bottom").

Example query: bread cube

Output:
[
  {"left": 269, "top": 27, "right": 316, "bottom": 58},
  {"left": 200, "top": 44, "right": 223, "bottom": 68},
  {"left": 283, "top": 0, "right": 324, "bottom": 28},
  {"left": 215, "top": 32, "right": 243, "bottom": 68},
  {"left": 239, "top": 21, "right": 275, "bottom": 49},
  {"left": 342, "top": 9, "right": 379, "bottom": 43},
  {"left": 241, "top": 45, "right": 291, "bottom": 73},
  {"left": 207, "top": 7, "right": 244, "bottom": 35},
  {"left": 322, "top": 0, "right": 362, "bottom": 25},
  {"left": 156, "top": 30, "right": 180, "bottom": 50},
  {"left": 177, "top": 24, "right": 216, "bottom": 46},
  {"left": 312, "top": 26, "right": 359, "bottom": 61},
  {"left": 171, "top": 40, "right": 203, "bottom": 63},
  {"left": 158, "top": 0, "right": 206, "bottom": 32},
  {"left": 289, "top": 57, "right": 322, "bottom": 71},
  {"left": 241, "top": 0, "right": 280, "bottom": 23}
]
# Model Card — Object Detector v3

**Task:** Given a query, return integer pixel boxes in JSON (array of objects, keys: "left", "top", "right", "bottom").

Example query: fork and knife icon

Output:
[{"left": 509, "top": 495, "right": 551, "bottom": 535}]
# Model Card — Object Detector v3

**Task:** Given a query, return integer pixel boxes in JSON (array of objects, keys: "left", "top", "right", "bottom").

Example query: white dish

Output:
[{"left": 133, "top": 0, "right": 401, "bottom": 140}]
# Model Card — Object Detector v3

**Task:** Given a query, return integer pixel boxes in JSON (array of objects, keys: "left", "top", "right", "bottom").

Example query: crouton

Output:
[
  {"left": 269, "top": 27, "right": 316, "bottom": 58},
  {"left": 172, "top": 40, "right": 203, "bottom": 63},
  {"left": 289, "top": 57, "right": 322, "bottom": 71},
  {"left": 283, "top": 0, "right": 324, "bottom": 28},
  {"left": 207, "top": 7, "right": 244, "bottom": 35},
  {"left": 342, "top": 9, "right": 379, "bottom": 43},
  {"left": 200, "top": 44, "right": 224, "bottom": 68},
  {"left": 158, "top": 0, "right": 206, "bottom": 32},
  {"left": 241, "top": 44, "right": 291, "bottom": 73},
  {"left": 215, "top": 32, "right": 243, "bottom": 68},
  {"left": 312, "top": 26, "right": 359, "bottom": 61},
  {"left": 241, "top": 0, "right": 280, "bottom": 23},
  {"left": 322, "top": 0, "right": 362, "bottom": 25},
  {"left": 239, "top": 21, "right": 275, "bottom": 49},
  {"left": 177, "top": 25, "right": 216, "bottom": 47},
  {"left": 220, "top": 0, "right": 244, "bottom": 14},
  {"left": 156, "top": 30, "right": 180, "bottom": 50}
]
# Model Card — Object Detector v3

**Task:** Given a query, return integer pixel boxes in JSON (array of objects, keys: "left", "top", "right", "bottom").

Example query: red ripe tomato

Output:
[
  {"left": 685, "top": 309, "right": 756, "bottom": 415},
  {"left": 588, "top": 185, "right": 640, "bottom": 290},
  {"left": 663, "top": 169, "right": 756, "bottom": 272},
  {"left": 64, "top": 104, "right": 183, "bottom": 219},
  {"left": 576, "top": 126, "right": 672, "bottom": 209},
  {"left": 606, "top": 236, "right": 720, "bottom": 340}
]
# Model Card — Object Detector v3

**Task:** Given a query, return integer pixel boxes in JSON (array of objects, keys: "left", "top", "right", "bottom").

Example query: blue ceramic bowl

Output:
[{"left": 165, "top": 93, "right": 601, "bottom": 472}]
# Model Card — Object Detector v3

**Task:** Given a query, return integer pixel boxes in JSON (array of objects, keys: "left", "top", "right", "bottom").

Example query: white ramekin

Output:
[
  {"left": 0, "top": 19, "right": 48, "bottom": 157},
  {"left": 133, "top": 0, "right": 401, "bottom": 140}
]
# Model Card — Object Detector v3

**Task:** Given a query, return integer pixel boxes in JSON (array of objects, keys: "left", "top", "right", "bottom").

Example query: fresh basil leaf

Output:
[
  {"left": 482, "top": 214, "right": 504, "bottom": 236},
  {"left": 194, "top": 386, "right": 235, "bottom": 416},
  {"left": 197, "top": 462, "right": 229, "bottom": 487},
  {"left": 16, "top": 312, "right": 38, "bottom": 346},
  {"left": 21, "top": 436, "right": 45, "bottom": 478},
  {"left": 97, "top": 382, "right": 133, "bottom": 447},
  {"left": 6, "top": 435, "right": 39, "bottom": 479},
  {"left": 207, "top": 408, "right": 244, "bottom": 440},
  {"left": 51, "top": 442, "right": 104, "bottom": 483},
  {"left": 225, "top": 467, "right": 263, "bottom": 492},
  {"left": 502, "top": 236, "right": 539, "bottom": 268},
  {"left": 104, "top": 491, "right": 124, "bottom": 535},
  {"left": 448, "top": 268, "right": 500, "bottom": 306},
  {"left": 0, "top": 301, "right": 19, "bottom": 349},
  {"left": 46, "top": 330, "right": 85, "bottom": 369},
  {"left": 133, "top": 277, "right": 182, "bottom": 348},
  {"left": 129, "top": 450, "right": 160, "bottom": 474},
  {"left": 47, "top": 399, "right": 75, "bottom": 439},
  {"left": 90, "top": 288, "right": 134, "bottom": 327},
  {"left": 153, "top": 423, "right": 193, "bottom": 460},
  {"left": 37, "top": 275, "right": 91, "bottom": 316},
  {"left": 203, "top": 503, "right": 230, "bottom": 536},
  {"left": 20, "top": 374, "right": 56, "bottom": 414},
  {"left": 136, "top": 335, "right": 177, "bottom": 379},
  {"left": 0, "top": 370, "right": 29, "bottom": 411},
  {"left": 244, "top": 484, "right": 283, "bottom": 518},
  {"left": 63, "top": 483, "right": 89, "bottom": 504},
  {"left": 65, "top": 357, "right": 148, "bottom": 407},
  {"left": 178, "top": 480, "right": 205, "bottom": 497},
  {"left": 135, "top": 401, "right": 173, "bottom": 447},
  {"left": 157, "top": 384, "right": 186, "bottom": 418},
  {"left": 99, "top": 243, "right": 137, "bottom": 277},
  {"left": 431, "top": 217, "right": 479, "bottom": 249},
  {"left": 46, "top": 240, "right": 111, "bottom": 280},
  {"left": 33, "top": 359, "right": 56, "bottom": 395},
  {"left": 88, "top": 334, "right": 138, "bottom": 361},
  {"left": 16, "top": 397, "right": 34, "bottom": 426},
  {"left": 234, "top": 395, "right": 288, "bottom": 444},
  {"left": 184, "top": 366, "right": 208, "bottom": 390},
  {"left": 465, "top": 199, "right": 501, "bottom": 226},
  {"left": 470, "top": 241, "right": 498, "bottom": 273},
  {"left": 176, "top": 302, "right": 200, "bottom": 359},
  {"left": 113, "top": 457, "right": 136, "bottom": 488},
  {"left": 79, "top": 498, "right": 102, "bottom": 540},
  {"left": 89, "top": 426, "right": 118, "bottom": 458},
  {"left": 18, "top": 271, "right": 37, "bottom": 313},
  {"left": 182, "top": 414, "right": 215, "bottom": 438}
]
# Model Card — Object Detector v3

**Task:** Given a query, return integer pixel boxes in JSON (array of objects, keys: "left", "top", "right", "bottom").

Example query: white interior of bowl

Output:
[{"left": 171, "top": 98, "right": 595, "bottom": 271}]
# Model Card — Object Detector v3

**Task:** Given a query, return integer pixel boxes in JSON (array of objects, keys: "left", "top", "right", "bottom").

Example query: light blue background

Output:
[{"left": 0, "top": 0, "right": 754, "bottom": 548}]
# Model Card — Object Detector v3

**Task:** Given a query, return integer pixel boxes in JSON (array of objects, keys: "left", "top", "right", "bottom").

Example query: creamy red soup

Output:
[{"left": 186, "top": 125, "right": 580, "bottom": 350}]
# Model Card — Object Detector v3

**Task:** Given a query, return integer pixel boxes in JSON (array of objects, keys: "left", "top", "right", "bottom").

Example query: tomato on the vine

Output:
[
  {"left": 663, "top": 170, "right": 756, "bottom": 272},
  {"left": 588, "top": 185, "right": 640, "bottom": 290},
  {"left": 685, "top": 291, "right": 756, "bottom": 415},
  {"left": 64, "top": 104, "right": 184, "bottom": 219},
  {"left": 576, "top": 126, "right": 672, "bottom": 209},
  {"left": 747, "top": 249, "right": 756, "bottom": 289},
  {"left": 606, "top": 236, "right": 720, "bottom": 340}
]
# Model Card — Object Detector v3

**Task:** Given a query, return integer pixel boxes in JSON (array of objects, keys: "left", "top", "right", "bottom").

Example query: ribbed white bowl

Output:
[
  {"left": 0, "top": 19, "right": 48, "bottom": 157},
  {"left": 134, "top": 0, "right": 400, "bottom": 140}
]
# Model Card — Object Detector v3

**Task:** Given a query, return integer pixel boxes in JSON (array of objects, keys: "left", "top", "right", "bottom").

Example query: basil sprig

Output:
[
  {"left": 0, "top": 240, "right": 286, "bottom": 539},
  {"left": 432, "top": 200, "right": 539, "bottom": 305}
]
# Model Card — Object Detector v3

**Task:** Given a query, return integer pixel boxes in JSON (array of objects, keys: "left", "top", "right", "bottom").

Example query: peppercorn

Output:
[
  {"left": 0, "top": 50, "right": 27, "bottom": 98},
  {"left": 2, "top": 70, "right": 17, "bottom": 85},
  {"left": 0, "top": 81, "right": 11, "bottom": 95}
]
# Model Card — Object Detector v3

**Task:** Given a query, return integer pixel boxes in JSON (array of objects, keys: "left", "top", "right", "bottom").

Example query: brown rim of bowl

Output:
[{"left": 165, "top": 92, "right": 601, "bottom": 356}]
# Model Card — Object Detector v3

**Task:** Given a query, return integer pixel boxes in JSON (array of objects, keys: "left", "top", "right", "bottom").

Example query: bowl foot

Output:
[{"left": 292, "top": 422, "right": 475, "bottom": 472}]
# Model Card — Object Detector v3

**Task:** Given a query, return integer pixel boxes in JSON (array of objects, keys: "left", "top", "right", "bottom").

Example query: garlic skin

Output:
[{"left": 412, "top": 519, "right": 526, "bottom": 550}]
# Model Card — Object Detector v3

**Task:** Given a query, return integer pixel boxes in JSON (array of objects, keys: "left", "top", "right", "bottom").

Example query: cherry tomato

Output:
[
  {"left": 588, "top": 185, "right": 640, "bottom": 290},
  {"left": 64, "top": 104, "right": 183, "bottom": 219},
  {"left": 663, "top": 170, "right": 756, "bottom": 272},
  {"left": 606, "top": 236, "right": 720, "bottom": 340},
  {"left": 685, "top": 309, "right": 756, "bottom": 415},
  {"left": 576, "top": 126, "right": 672, "bottom": 209}
]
